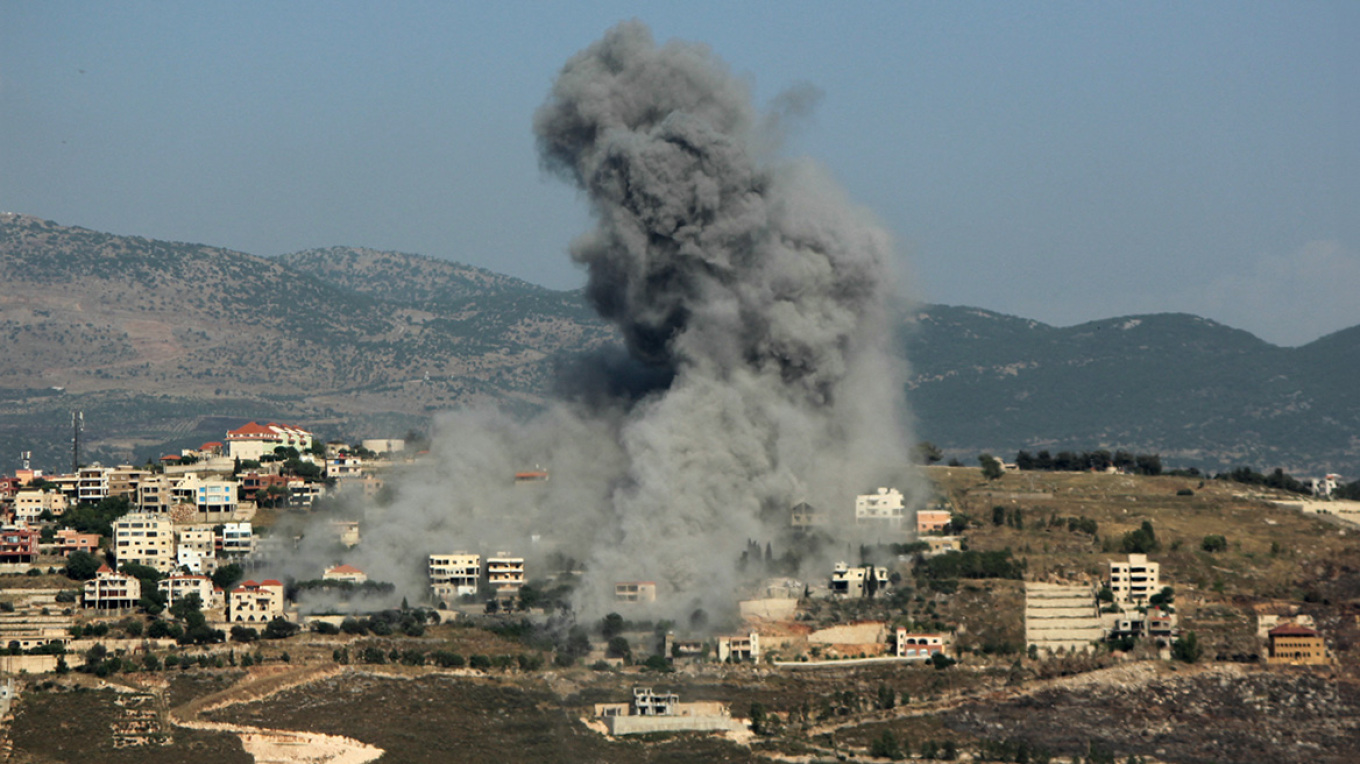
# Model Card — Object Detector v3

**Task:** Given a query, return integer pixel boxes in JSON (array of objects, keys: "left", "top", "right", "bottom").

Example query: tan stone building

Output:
[
  {"left": 429, "top": 552, "right": 480, "bottom": 600},
  {"left": 84, "top": 565, "right": 141, "bottom": 610},
  {"left": 228, "top": 579, "right": 285, "bottom": 623},
  {"left": 1108, "top": 553, "right": 1160, "bottom": 604},
  {"left": 113, "top": 512, "right": 175, "bottom": 574},
  {"left": 1267, "top": 623, "right": 1327, "bottom": 665}
]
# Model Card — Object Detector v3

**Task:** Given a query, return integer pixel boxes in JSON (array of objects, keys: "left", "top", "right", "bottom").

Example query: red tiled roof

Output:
[
  {"left": 1269, "top": 623, "right": 1318, "bottom": 637},
  {"left": 200, "top": 441, "right": 223, "bottom": 449},
  {"left": 96, "top": 564, "right": 112, "bottom": 573},
  {"left": 161, "top": 454, "right": 180, "bottom": 461},
  {"left": 227, "top": 421, "right": 276, "bottom": 437},
  {"left": 261, "top": 579, "right": 283, "bottom": 587},
  {"left": 327, "top": 564, "right": 363, "bottom": 574}
]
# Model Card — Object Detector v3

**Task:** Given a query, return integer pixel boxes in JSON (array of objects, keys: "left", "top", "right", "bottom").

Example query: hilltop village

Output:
[{"left": 0, "top": 429, "right": 1357, "bottom": 762}]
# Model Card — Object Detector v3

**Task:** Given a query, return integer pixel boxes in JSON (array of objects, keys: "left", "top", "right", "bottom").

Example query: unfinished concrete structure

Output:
[
  {"left": 593, "top": 687, "right": 743, "bottom": 735},
  {"left": 614, "top": 581, "right": 657, "bottom": 603},
  {"left": 829, "top": 561, "right": 891, "bottom": 597},
  {"left": 1024, "top": 582, "right": 1103, "bottom": 655},
  {"left": 1108, "top": 553, "right": 1160, "bottom": 604},
  {"left": 428, "top": 552, "right": 480, "bottom": 600},
  {"left": 716, "top": 631, "right": 759, "bottom": 663}
]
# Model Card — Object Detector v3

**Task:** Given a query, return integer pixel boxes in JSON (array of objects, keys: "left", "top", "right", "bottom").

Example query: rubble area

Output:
[{"left": 943, "top": 664, "right": 1360, "bottom": 763}]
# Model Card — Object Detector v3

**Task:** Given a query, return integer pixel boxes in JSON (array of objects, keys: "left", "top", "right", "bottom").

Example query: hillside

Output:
[
  {"left": 904, "top": 305, "right": 1360, "bottom": 476},
  {"left": 0, "top": 213, "right": 613, "bottom": 470},
  {"left": 0, "top": 213, "right": 1356, "bottom": 477}
]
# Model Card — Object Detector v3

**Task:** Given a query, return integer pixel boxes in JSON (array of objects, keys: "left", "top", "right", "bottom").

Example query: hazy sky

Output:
[{"left": 2, "top": 2, "right": 1356, "bottom": 346}]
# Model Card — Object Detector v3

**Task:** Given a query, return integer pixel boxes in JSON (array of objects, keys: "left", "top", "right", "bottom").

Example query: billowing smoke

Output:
[{"left": 277, "top": 21, "right": 919, "bottom": 626}]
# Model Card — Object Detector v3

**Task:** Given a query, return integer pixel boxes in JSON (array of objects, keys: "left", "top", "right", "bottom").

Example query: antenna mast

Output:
[{"left": 71, "top": 411, "right": 83, "bottom": 473}]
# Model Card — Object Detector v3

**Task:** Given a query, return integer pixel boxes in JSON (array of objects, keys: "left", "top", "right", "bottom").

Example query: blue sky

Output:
[{"left": 2, "top": 2, "right": 1356, "bottom": 346}]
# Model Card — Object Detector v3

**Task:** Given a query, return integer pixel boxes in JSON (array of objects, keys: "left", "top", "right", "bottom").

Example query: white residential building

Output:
[
  {"left": 829, "top": 561, "right": 891, "bottom": 597},
  {"left": 855, "top": 487, "right": 906, "bottom": 528},
  {"left": 429, "top": 552, "right": 481, "bottom": 600},
  {"left": 113, "top": 512, "right": 175, "bottom": 574},
  {"left": 219, "top": 522, "right": 253, "bottom": 557},
  {"left": 159, "top": 574, "right": 217, "bottom": 609},
  {"left": 228, "top": 579, "right": 285, "bottom": 623},
  {"left": 1108, "top": 554, "right": 1161, "bottom": 604},
  {"left": 323, "top": 564, "right": 368, "bottom": 583},
  {"left": 171, "top": 474, "right": 238, "bottom": 521},
  {"left": 83, "top": 565, "right": 141, "bottom": 610},
  {"left": 226, "top": 422, "right": 315, "bottom": 461}
]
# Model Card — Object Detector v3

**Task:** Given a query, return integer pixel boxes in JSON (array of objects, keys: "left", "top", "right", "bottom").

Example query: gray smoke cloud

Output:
[{"left": 272, "top": 20, "right": 920, "bottom": 627}]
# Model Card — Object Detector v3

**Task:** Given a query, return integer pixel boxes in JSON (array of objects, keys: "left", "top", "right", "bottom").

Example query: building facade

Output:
[
  {"left": 1108, "top": 553, "right": 1160, "bottom": 604},
  {"left": 113, "top": 513, "right": 175, "bottom": 574},
  {"left": 855, "top": 487, "right": 905, "bottom": 527}
]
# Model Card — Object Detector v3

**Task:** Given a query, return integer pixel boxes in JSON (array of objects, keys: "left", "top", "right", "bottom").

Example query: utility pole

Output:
[{"left": 71, "top": 411, "right": 83, "bottom": 473}]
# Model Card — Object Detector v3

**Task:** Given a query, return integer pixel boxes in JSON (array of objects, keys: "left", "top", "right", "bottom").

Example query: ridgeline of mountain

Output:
[
  {"left": 0, "top": 213, "right": 1355, "bottom": 477},
  {"left": 0, "top": 213, "right": 613, "bottom": 470},
  {"left": 905, "top": 305, "right": 1359, "bottom": 476}
]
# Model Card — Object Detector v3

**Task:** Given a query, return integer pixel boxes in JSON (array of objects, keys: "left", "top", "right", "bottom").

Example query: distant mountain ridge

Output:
[
  {"left": 904, "top": 305, "right": 1359, "bottom": 476},
  {"left": 0, "top": 213, "right": 1355, "bottom": 477}
]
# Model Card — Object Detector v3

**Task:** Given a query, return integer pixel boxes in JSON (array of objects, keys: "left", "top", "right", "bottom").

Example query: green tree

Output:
[
  {"left": 1201, "top": 534, "right": 1227, "bottom": 553},
  {"left": 64, "top": 550, "right": 101, "bottom": 581},
  {"left": 870, "top": 730, "right": 902, "bottom": 759},
  {"left": 606, "top": 636, "right": 631, "bottom": 661},
  {"left": 749, "top": 701, "right": 768, "bottom": 735},
  {"left": 1172, "top": 631, "right": 1202, "bottom": 663},
  {"left": 601, "top": 612, "right": 625, "bottom": 639},
  {"left": 263, "top": 617, "right": 300, "bottom": 640},
  {"left": 979, "top": 454, "right": 1004, "bottom": 480},
  {"left": 915, "top": 441, "right": 943, "bottom": 465},
  {"left": 212, "top": 563, "right": 244, "bottom": 592}
]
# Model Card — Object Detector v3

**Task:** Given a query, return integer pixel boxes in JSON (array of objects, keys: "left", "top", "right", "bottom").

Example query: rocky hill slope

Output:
[{"left": 1, "top": 213, "right": 1356, "bottom": 476}]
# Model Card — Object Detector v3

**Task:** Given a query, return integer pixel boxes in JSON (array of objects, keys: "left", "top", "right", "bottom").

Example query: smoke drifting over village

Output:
[{"left": 318, "top": 21, "right": 919, "bottom": 621}]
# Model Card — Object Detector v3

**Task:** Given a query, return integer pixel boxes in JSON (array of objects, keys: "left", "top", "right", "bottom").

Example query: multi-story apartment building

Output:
[
  {"left": 76, "top": 466, "right": 111, "bottom": 504},
  {"left": 487, "top": 553, "right": 526, "bottom": 600},
  {"left": 159, "top": 574, "right": 217, "bottom": 609},
  {"left": 429, "top": 552, "right": 481, "bottom": 600},
  {"left": 171, "top": 474, "right": 238, "bottom": 521},
  {"left": 1108, "top": 554, "right": 1160, "bottom": 604},
  {"left": 0, "top": 528, "right": 38, "bottom": 563},
  {"left": 716, "top": 631, "right": 760, "bottom": 662},
  {"left": 855, "top": 487, "right": 905, "bottom": 528},
  {"left": 136, "top": 474, "right": 177, "bottom": 515},
  {"left": 218, "top": 522, "right": 253, "bottom": 557},
  {"left": 1267, "top": 623, "right": 1327, "bottom": 665},
  {"left": 227, "top": 579, "right": 285, "bottom": 623},
  {"left": 113, "top": 512, "right": 175, "bottom": 574},
  {"left": 13, "top": 490, "right": 69, "bottom": 523},
  {"left": 83, "top": 565, "right": 141, "bottom": 610}
]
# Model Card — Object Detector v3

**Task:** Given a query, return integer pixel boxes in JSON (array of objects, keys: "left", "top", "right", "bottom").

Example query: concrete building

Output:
[
  {"left": 855, "top": 487, "right": 905, "bottom": 528},
  {"left": 487, "top": 552, "right": 525, "bottom": 600},
  {"left": 218, "top": 522, "right": 253, "bottom": 557},
  {"left": 1108, "top": 554, "right": 1160, "bottom": 604},
  {"left": 615, "top": 581, "right": 657, "bottom": 603},
  {"left": 361, "top": 438, "right": 405, "bottom": 454},
  {"left": 1267, "top": 623, "right": 1327, "bottom": 665},
  {"left": 13, "top": 490, "right": 68, "bottom": 523},
  {"left": 84, "top": 565, "right": 141, "bottom": 610},
  {"left": 0, "top": 528, "right": 38, "bottom": 563},
  {"left": 594, "top": 687, "right": 742, "bottom": 736},
  {"left": 894, "top": 629, "right": 946, "bottom": 659},
  {"left": 171, "top": 474, "right": 238, "bottom": 522},
  {"left": 1025, "top": 582, "right": 1104, "bottom": 655},
  {"left": 429, "top": 552, "right": 481, "bottom": 600},
  {"left": 916, "top": 509, "right": 952, "bottom": 534},
  {"left": 76, "top": 465, "right": 112, "bottom": 504},
  {"left": 226, "top": 421, "right": 315, "bottom": 461},
  {"left": 113, "top": 512, "right": 175, "bottom": 574},
  {"left": 716, "top": 631, "right": 760, "bottom": 663},
  {"left": 323, "top": 564, "right": 367, "bottom": 583},
  {"left": 329, "top": 520, "right": 360, "bottom": 548},
  {"left": 790, "top": 501, "right": 827, "bottom": 530},
  {"left": 159, "top": 574, "right": 216, "bottom": 609},
  {"left": 135, "top": 474, "right": 177, "bottom": 515},
  {"left": 228, "top": 579, "right": 285, "bottom": 623},
  {"left": 53, "top": 529, "right": 99, "bottom": 557},
  {"left": 829, "top": 562, "right": 891, "bottom": 597}
]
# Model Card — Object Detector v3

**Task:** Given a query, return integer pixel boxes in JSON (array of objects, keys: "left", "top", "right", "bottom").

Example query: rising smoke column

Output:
[
  {"left": 293, "top": 21, "right": 917, "bottom": 624},
  {"left": 533, "top": 21, "right": 915, "bottom": 617}
]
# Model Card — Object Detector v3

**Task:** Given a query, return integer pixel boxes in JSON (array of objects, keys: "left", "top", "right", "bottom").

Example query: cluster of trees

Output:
[
  {"left": 870, "top": 730, "right": 959, "bottom": 760},
  {"left": 1015, "top": 450, "right": 1162, "bottom": 476},
  {"left": 1214, "top": 466, "right": 1311, "bottom": 495},
  {"left": 919, "top": 549, "right": 1025, "bottom": 581},
  {"left": 321, "top": 607, "right": 439, "bottom": 638},
  {"left": 230, "top": 617, "right": 299, "bottom": 643},
  {"left": 1121, "top": 521, "right": 1159, "bottom": 554},
  {"left": 329, "top": 644, "right": 543, "bottom": 671}
]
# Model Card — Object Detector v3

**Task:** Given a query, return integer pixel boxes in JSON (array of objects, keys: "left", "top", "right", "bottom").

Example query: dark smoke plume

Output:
[{"left": 281, "top": 21, "right": 918, "bottom": 624}]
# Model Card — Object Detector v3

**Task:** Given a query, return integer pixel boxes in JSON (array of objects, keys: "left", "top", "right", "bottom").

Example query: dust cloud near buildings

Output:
[{"left": 327, "top": 21, "right": 921, "bottom": 624}]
